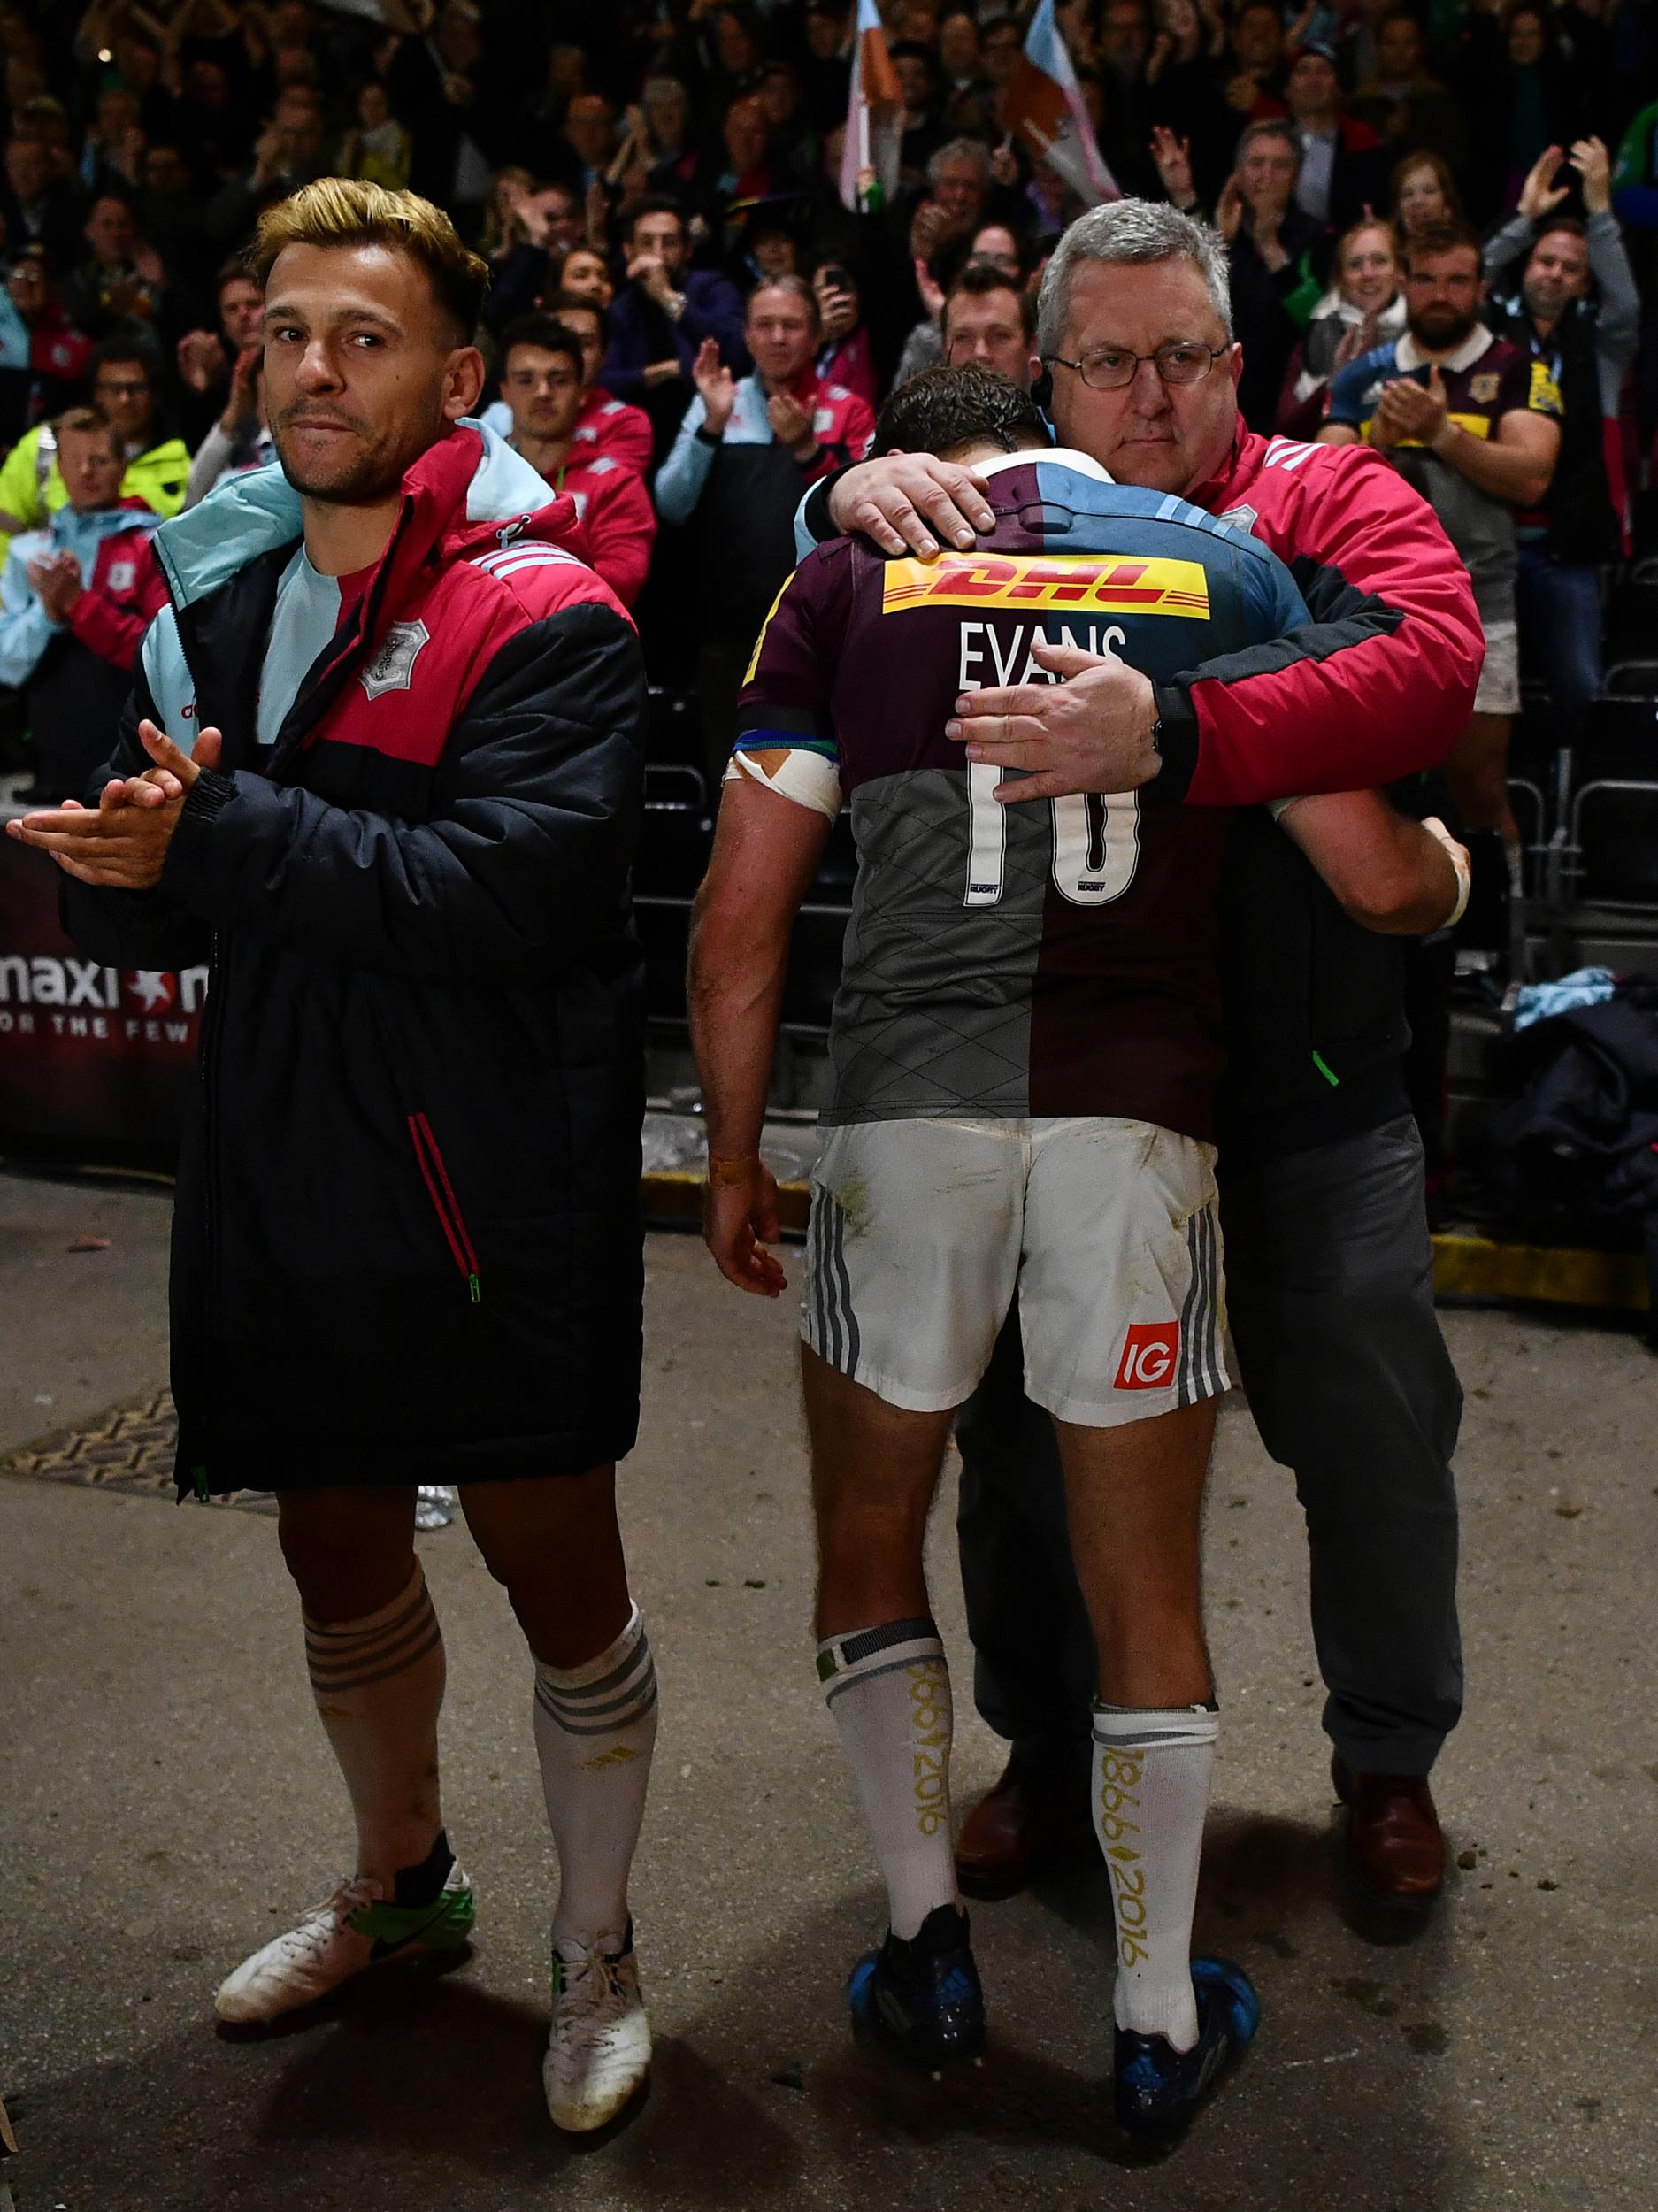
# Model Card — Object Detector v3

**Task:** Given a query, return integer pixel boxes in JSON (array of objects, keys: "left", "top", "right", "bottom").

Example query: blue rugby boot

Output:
[
  {"left": 1113, "top": 1956, "right": 1259, "bottom": 2139},
  {"left": 848, "top": 1901, "right": 986, "bottom": 2070}
]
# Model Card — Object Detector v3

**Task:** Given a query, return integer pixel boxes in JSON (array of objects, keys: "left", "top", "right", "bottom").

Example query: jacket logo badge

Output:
[
  {"left": 359, "top": 618, "right": 431, "bottom": 700},
  {"left": 106, "top": 560, "right": 135, "bottom": 591},
  {"left": 1470, "top": 373, "right": 1501, "bottom": 404},
  {"left": 1217, "top": 503, "right": 1259, "bottom": 535}
]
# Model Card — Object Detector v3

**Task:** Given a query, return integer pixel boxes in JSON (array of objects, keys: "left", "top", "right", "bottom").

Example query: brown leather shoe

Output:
[
  {"left": 1332, "top": 1753, "right": 1446, "bottom": 1920},
  {"left": 956, "top": 1755, "right": 1095, "bottom": 1901}
]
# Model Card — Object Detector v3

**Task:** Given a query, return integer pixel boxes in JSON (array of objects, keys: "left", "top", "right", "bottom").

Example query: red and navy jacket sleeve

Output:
[
  {"left": 67, "top": 532, "right": 168, "bottom": 672},
  {"left": 150, "top": 594, "right": 647, "bottom": 982},
  {"left": 580, "top": 465, "right": 656, "bottom": 611},
  {"left": 1151, "top": 439, "right": 1483, "bottom": 808}
]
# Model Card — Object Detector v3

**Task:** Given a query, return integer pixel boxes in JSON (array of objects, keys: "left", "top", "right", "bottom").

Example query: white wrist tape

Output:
[
  {"left": 1423, "top": 814, "right": 1471, "bottom": 928},
  {"left": 723, "top": 746, "right": 843, "bottom": 821}
]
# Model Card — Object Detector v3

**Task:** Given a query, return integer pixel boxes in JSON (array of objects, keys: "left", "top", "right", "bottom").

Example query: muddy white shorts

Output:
[{"left": 802, "top": 1115, "right": 1227, "bottom": 1428}]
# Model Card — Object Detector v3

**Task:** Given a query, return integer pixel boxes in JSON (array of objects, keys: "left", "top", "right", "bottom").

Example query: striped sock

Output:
[
  {"left": 533, "top": 1603, "right": 658, "bottom": 1952},
  {"left": 818, "top": 1617, "right": 957, "bottom": 1940},
  {"left": 303, "top": 1560, "right": 446, "bottom": 1891},
  {"left": 1091, "top": 1701, "right": 1218, "bottom": 2052}
]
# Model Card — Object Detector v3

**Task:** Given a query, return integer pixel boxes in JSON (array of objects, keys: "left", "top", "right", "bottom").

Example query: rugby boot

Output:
[
  {"left": 848, "top": 1901, "right": 986, "bottom": 2069},
  {"left": 543, "top": 1924, "right": 651, "bottom": 2132},
  {"left": 215, "top": 1851, "right": 474, "bottom": 2023},
  {"left": 1114, "top": 1956, "right": 1259, "bottom": 2139},
  {"left": 955, "top": 1754, "right": 1096, "bottom": 1901},
  {"left": 1332, "top": 1753, "right": 1445, "bottom": 1917}
]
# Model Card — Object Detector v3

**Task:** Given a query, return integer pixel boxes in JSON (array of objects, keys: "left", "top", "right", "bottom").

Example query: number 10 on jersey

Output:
[{"left": 964, "top": 761, "right": 1142, "bottom": 908}]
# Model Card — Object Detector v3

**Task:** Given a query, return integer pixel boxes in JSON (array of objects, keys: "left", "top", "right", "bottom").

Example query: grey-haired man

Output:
[{"left": 800, "top": 201, "right": 1481, "bottom": 1933}]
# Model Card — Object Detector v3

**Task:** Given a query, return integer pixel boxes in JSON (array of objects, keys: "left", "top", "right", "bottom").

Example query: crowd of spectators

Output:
[{"left": 1, "top": 0, "right": 1657, "bottom": 801}]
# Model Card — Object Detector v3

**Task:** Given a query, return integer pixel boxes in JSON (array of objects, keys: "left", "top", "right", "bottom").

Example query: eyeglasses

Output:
[{"left": 1046, "top": 342, "right": 1232, "bottom": 390}]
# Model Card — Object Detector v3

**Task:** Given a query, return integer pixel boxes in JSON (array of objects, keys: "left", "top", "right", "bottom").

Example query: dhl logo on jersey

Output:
[{"left": 880, "top": 551, "right": 1210, "bottom": 619}]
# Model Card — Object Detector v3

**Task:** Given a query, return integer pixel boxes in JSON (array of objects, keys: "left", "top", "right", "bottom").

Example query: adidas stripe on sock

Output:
[
  {"left": 303, "top": 1559, "right": 446, "bottom": 1889},
  {"left": 533, "top": 1602, "right": 658, "bottom": 1952}
]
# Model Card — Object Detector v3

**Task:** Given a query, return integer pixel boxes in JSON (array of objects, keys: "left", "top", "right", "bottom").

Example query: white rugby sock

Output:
[
  {"left": 819, "top": 1617, "right": 958, "bottom": 1941},
  {"left": 533, "top": 1603, "right": 658, "bottom": 1953},
  {"left": 303, "top": 1560, "right": 446, "bottom": 1891},
  {"left": 1091, "top": 1701, "right": 1218, "bottom": 2052}
]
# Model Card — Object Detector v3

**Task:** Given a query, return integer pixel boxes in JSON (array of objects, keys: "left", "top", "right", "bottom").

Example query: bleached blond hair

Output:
[{"left": 249, "top": 177, "right": 489, "bottom": 342}]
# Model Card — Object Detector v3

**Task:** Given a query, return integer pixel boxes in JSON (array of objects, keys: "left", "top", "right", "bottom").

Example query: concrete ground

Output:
[{"left": 2, "top": 1167, "right": 1656, "bottom": 2212}]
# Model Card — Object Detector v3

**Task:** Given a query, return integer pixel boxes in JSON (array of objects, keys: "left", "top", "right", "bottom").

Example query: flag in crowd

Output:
[
  {"left": 839, "top": 0, "right": 904, "bottom": 214},
  {"left": 1004, "top": 0, "right": 1120, "bottom": 207}
]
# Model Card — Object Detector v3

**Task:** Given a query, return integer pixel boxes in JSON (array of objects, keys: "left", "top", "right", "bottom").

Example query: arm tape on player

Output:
[
  {"left": 1423, "top": 814, "right": 1471, "bottom": 927},
  {"left": 722, "top": 746, "right": 843, "bottom": 821}
]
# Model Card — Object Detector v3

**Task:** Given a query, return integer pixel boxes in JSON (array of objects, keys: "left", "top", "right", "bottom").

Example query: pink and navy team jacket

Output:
[
  {"left": 61, "top": 420, "right": 649, "bottom": 1501},
  {"left": 571, "top": 384, "right": 653, "bottom": 477},
  {"left": 558, "top": 447, "right": 656, "bottom": 609}
]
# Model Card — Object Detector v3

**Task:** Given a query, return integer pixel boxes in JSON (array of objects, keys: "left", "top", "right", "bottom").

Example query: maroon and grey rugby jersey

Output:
[{"left": 735, "top": 449, "right": 1311, "bottom": 1141}]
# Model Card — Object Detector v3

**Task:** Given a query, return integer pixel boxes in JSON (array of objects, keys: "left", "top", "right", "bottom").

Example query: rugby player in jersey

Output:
[{"left": 690, "top": 365, "right": 1315, "bottom": 2135}]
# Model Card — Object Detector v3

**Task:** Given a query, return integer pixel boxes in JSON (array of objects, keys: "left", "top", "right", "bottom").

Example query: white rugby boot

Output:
[
  {"left": 542, "top": 1924, "right": 652, "bottom": 2131},
  {"left": 214, "top": 1862, "right": 475, "bottom": 2023}
]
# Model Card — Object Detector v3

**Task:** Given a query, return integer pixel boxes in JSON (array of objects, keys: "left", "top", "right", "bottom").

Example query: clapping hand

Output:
[
  {"left": 1518, "top": 144, "right": 1570, "bottom": 223},
  {"left": 766, "top": 388, "right": 816, "bottom": 459},
  {"left": 5, "top": 725, "right": 224, "bottom": 887},
  {"left": 1216, "top": 174, "right": 1243, "bottom": 245},
  {"left": 1570, "top": 135, "right": 1611, "bottom": 214},
  {"left": 693, "top": 337, "right": 736, "bottom": 435},
  {"left": 1373, "top": 365, "right": 1447, "bottom": 449},
  {"left": 27, "top": 549, "right": 83, "bottom": 626}
]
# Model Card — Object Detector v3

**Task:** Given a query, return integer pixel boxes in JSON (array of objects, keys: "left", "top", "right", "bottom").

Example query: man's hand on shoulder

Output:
[
  {"left": 947, "top": 638, "right": 1161, "bottom": 802},
  {"left": 826, "top": 453, "right": 995, "bottom": 559}
]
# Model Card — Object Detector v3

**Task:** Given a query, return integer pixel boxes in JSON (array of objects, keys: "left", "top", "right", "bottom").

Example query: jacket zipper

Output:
[{"left": 407, "top": 1112, "right": 483, "bottom": 1303}]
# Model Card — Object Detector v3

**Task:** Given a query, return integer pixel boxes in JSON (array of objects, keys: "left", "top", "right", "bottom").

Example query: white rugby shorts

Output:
[{"left": 802, "top": 1116, "right": 1227, "bottom": 1429}]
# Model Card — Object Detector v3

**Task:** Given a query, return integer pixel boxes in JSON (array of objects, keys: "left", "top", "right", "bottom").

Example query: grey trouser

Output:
[{"left": 955, "top": 1115, "right": 1464, "bottom": 1778}]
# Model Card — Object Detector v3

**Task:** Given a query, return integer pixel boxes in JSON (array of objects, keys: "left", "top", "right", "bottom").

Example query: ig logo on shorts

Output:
[{"left": 1114, "top": 1321, "right": 1180, "bottom": 1390}]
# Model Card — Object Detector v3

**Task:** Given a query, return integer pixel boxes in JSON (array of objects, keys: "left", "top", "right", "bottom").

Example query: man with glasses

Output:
[
  {"left": 0, "top": 336, "right": 189, "bottom": 533},
  {"left": 802, "top": 199, "right": 1483, "bottom": 1937}
]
